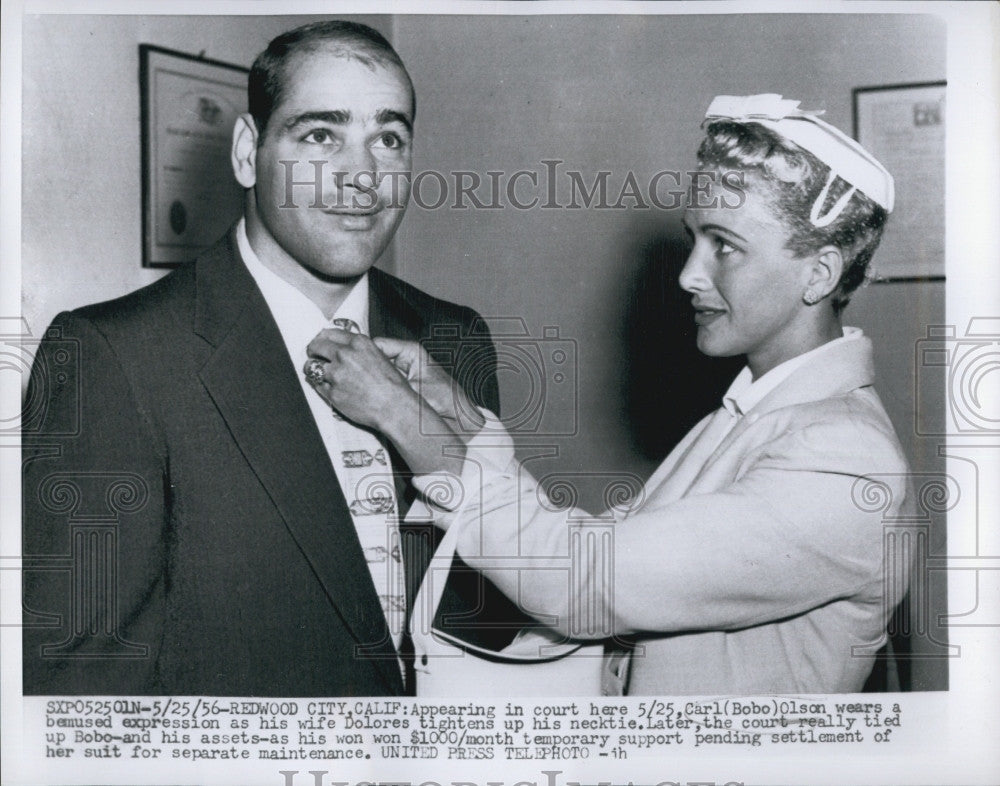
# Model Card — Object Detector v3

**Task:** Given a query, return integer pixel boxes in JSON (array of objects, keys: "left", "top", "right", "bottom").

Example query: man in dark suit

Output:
[{"left": 22, "top": 20, "right": 519, "bottom": 696}]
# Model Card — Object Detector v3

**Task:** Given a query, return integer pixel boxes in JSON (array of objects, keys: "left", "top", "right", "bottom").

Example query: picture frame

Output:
[
  {"left": 140, "top": 44, "right": 248, "bottom": 267},
  {"left": 853, "top": 81, "right": 946, "bottom": 282}
]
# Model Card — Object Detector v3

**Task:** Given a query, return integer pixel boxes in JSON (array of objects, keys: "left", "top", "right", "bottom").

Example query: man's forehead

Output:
[
  {"left": 276, "top": 46, "right": 414, "bottom": 119},
  {"left": 284, "top": 45, "right": 410, "bottom": 90}
]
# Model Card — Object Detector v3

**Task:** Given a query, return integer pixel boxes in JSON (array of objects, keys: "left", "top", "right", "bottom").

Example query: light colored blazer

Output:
[{"left": 443, "top": 332, "right": 912, "bottom": 695}]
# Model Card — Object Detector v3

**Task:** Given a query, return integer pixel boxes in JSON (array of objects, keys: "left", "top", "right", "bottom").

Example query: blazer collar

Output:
[
  {"left": 193, "top": 230, "right": 426, "bottom": 345},
  {"left": 706, "top": 332, "right": 876, "bottom": 466},
  {"left": 748, "top": 332, "right": 876, "bottom": 417},
  {"left": 192, "top": 229, "right": 258, "bottom": 347}
]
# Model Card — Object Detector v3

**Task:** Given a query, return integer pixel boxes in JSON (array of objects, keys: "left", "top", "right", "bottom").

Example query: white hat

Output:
[{"left": 704, "top": 94, "right": 894, "bottom": 226}]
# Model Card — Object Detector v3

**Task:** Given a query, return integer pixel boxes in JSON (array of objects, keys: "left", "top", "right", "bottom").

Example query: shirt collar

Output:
[
  {"left": 236, "top": 218, "right": 370, "bottom": 363},
  {"left": 721, "top": 327, "right": 864, "bottom": 417}
]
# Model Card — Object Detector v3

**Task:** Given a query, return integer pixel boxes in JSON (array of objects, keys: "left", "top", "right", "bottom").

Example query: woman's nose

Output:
[{"left": 678, "top": 245, "right": 710, "bottom": 294}]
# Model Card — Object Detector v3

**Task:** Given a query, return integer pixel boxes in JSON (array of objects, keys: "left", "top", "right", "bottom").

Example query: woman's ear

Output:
[
  {"left": 231, "top": 113, "right": 259, "bottom": 189},
  {"left": 805, "top": 245, "right": 845, "bottom": 300}
]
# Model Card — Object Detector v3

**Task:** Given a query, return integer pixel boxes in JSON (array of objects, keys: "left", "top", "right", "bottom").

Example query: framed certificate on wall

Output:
[
  {"left": 853, "top": 81, "right": 946, "bottom": 282},
  {"left": 140, "top": 45, "right": 248, "bottom": 267}
]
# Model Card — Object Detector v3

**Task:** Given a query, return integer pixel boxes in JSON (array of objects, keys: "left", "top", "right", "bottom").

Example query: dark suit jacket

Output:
[{"left": 22, "top": 230, "right": 523, "bottom": 696}]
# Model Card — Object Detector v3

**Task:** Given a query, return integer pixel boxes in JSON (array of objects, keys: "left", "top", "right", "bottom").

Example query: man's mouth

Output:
[
  {"left": 322, "top": 203, "right": 382, "bottom": 229},
  {"left": 322, "top": 205, "right": 382, "bottom": 216}
]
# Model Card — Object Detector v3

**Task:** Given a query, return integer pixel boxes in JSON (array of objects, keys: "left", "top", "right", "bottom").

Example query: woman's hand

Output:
[
  {"left": 305, "top": 329, "right": 418, "bottom": 431},
  {"left": 304, "top": 330, "right": 469, "bottom": 476},
  {"left": 373, "top": 337, "right": 486, "bottom": 433}
]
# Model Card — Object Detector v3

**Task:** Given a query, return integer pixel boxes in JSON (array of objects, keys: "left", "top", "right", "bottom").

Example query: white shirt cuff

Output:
[{"left": 409, "top": 408, "right": 516, "bottom": 517}]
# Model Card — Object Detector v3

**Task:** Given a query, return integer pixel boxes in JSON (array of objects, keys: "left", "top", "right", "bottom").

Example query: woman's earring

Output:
[{"left": 802, "top": 288, "right": 821, "bottom": 305}]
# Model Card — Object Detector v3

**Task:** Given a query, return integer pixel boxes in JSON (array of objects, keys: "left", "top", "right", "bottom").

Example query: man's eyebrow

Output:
[
  {"left": 375, "top": 108, "right": 412, "bottom": 133},
  {"left": 283, "top": 110, "right": 351, "bottom": 131},
  {"left": 281, "top": 108, "right": 412, "bottom": 134}
]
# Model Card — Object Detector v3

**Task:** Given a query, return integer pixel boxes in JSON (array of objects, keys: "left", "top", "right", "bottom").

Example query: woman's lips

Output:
[{"left": 693, "top": 306, "right": 726, "bottom": 326}]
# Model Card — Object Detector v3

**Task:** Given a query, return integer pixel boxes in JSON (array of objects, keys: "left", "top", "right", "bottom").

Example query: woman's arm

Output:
[
  {"left": 305, "top": 331, "right": 909, "bottom": 640},
  {"left": 447, "top": 409, "right": 910, "bottom": 639}
]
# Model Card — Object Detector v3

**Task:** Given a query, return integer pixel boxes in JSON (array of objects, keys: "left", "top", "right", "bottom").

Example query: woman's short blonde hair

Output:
[{"left": 698, "top": 119, "right": 888, "bottom": 313}]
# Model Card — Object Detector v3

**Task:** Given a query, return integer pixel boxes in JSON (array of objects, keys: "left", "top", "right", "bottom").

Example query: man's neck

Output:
[{"left": 243, "top": 219, "right": 360, "bottom": 320}]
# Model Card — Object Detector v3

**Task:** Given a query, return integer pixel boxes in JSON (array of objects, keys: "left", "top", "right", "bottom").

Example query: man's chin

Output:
[
  {"left": 299, "top": 247, "right": 386, "bottom": 282},
  {"left": 302, "top": 262, "right": 377, "bottom": 284}
]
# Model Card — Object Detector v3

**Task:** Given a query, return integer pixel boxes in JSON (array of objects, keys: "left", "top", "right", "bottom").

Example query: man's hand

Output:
[
  {"left": 374, "top": 337, "right": 485, "bottom": 432},
  {"left": 305, "top": 329, "right": 418, "bottom": 431}
]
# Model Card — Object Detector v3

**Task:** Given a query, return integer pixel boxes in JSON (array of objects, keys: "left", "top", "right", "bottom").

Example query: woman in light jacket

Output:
[{"left": 305, "top": 94, "right": 913, "bottom": 695}]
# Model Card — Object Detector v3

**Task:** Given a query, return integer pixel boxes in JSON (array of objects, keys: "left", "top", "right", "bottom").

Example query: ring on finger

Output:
[{"left": 304, "top": 358, "right": 327, "bottom": 384}]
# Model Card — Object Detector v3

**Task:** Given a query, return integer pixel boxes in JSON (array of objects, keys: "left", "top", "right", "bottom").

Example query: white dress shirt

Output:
[{"left": 721, "top": 326, "right": 863, "bottom": 419}]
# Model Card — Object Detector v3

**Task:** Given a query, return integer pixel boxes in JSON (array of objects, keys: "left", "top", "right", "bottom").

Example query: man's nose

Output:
[{"left": 333, "top": 141, "right": 378, "bottom": 190}]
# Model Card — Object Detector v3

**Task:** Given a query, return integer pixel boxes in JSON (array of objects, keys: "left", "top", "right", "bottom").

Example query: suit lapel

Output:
[
  {"left": 368, "top": 267, "right": 425, "bottom": 344},
  {"left": 368, "top": 266, "right": 425, "bottom": 513},
  {"left": 194, "top": 234, "right": 402, "bottom": 693},
  {"left": 368, "top": 268, "right": 530, "bottom": 652}
]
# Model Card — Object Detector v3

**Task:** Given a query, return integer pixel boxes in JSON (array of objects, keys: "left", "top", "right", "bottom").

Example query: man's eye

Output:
[
  {"left": 303, "top": 129, "right": 335, "bottom": 144},
  {"left": 373, "top": 132, "right": 403, "bottom": 149}
]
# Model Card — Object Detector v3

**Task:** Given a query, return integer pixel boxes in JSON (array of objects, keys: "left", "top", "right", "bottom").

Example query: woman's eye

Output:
[{"left": 714, "top": 238, "right": 737, "bottom": 257}]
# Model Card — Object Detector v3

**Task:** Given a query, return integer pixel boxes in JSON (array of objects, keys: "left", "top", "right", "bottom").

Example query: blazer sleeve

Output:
[
  {"left": 448, "top": 409, "right": 909, "bottom": 638},
  {"left": 22, "top": 312, "right": 168, "bottom": 694}
]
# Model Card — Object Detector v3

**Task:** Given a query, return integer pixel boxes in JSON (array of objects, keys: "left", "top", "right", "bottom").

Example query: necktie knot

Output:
[{"left": 332, "top": 317, "right": 361, "bottom": 334}]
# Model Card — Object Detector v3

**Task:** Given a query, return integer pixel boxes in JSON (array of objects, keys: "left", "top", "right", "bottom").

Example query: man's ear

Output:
[
  {"left": 231, "top": 113, "right": 259, "bottom": 189},
  {"left": 805, "top": 245, "right": 845, "bottom": 300}
]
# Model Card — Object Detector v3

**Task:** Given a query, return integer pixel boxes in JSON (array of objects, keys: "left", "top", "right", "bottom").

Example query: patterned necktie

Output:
[
  {"left": 326, "top": 319, "right": 360, "bottom": 420},
  {"left": 313, "top": 316, "right": 407, "bottom": 655}
]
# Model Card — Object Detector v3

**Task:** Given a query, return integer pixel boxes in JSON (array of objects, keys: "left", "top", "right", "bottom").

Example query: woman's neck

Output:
[{"left": 748, "top": 311, "right": 844, "bottom": 380}]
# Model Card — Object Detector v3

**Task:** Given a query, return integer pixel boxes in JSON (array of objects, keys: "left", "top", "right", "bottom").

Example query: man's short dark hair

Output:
[{"left": 248, "top": 20, "right": 414, "bottom": 142}]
